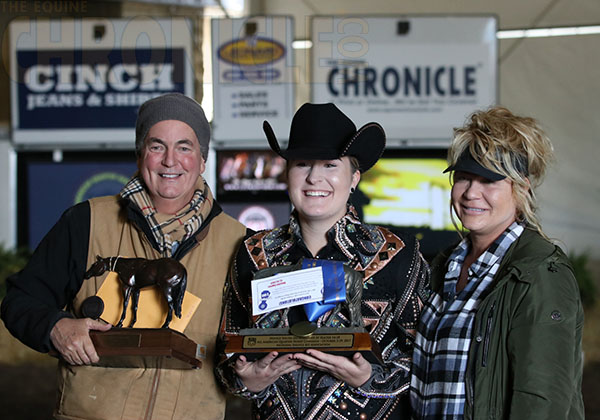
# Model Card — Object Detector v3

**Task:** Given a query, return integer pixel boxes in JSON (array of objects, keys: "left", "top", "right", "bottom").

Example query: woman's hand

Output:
[
  {"left": 234, "top": 351, "right": 301, "bottom": 393},
  {"left": 293, "top": 350, "right": 372, "bottom": 388}
]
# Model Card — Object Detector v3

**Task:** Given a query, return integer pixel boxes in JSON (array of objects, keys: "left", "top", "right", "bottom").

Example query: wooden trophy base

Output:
[
  {"left": 88, "top": 328, "right": 204, "bottom": 369},
  {"left": 225, "top": 327, "right": 383, "bottom": 365}
]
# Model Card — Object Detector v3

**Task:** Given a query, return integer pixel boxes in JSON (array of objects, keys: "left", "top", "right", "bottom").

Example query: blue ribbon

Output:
[{"left": 301, "top": 259, "right": 346, "bottom": 322}]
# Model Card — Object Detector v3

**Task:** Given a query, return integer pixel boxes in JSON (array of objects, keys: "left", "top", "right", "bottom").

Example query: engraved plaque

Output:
[
  {"left": 242, "top": 334, "right": 355, "bottom": 349},
  {"left": 226, "top": 328, "right": 383, "bottom": 365}
]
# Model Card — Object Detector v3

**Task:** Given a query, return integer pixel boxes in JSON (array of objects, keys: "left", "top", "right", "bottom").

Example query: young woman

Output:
[
  {"left": 216, "top": 103, "right": 430, "bottom": 419},
  {"left": 410, "top": 107, "right": 584, "bottom": 420}
]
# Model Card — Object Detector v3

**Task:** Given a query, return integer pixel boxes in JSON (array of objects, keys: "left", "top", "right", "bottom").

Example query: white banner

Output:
[{"left": 311, "top": 16, "right": 497, "bottom": 144}]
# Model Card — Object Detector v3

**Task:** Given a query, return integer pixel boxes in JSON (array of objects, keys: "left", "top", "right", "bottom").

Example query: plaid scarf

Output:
[
  {"left": 410, "top": 222, "right": 524, "bottom": 419},
  {"left": 120, "top": 175, "right": 214, "bottom": 257}
]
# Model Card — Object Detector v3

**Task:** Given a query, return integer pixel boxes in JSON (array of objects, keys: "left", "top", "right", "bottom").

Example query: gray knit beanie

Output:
[{"left": 135, "top": 93, "right": 210, "bottom": 159}]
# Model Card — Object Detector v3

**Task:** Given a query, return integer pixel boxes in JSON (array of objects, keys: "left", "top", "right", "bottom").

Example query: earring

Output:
[{"left": 350, "top": 187, "right": 355, "bottom": 194}]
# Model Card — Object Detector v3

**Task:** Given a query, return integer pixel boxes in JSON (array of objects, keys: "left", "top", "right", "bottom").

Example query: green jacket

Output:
[{"left": 429, "top": 229, "right": 584, "bottom": 420}]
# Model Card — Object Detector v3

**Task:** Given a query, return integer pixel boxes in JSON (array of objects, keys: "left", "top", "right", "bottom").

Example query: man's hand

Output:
[
  {"left": 294, "top": 350, "right": 372, "bottom": 388},
  {"left": 234, "top": 351, "right": 301, "bottom": 393},
  {"left": 50, "top": 318, "right": 112, "bottom": 365}
]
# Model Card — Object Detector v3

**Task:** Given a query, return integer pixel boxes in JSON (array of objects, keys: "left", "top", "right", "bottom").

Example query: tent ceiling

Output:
[{"left": 256, "top": 0, "right": 600, "bottom": 33}]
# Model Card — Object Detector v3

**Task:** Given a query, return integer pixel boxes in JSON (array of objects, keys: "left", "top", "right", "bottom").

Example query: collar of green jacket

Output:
[{"left": 429, "top": 228, "right": 572, "bottom": 292}]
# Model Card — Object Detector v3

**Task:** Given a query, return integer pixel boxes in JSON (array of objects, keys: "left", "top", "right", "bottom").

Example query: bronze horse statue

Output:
[{"left": 84, "top": 256, "right": 187, "bottom": 329}]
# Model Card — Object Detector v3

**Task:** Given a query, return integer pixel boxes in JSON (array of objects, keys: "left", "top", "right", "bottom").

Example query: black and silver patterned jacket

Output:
[{"left": 216, "top": 207, "right": 430, "bottom": 420}]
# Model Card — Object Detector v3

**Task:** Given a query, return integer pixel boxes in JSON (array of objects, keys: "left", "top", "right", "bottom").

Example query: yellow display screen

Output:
[{"left": 358, "top": 155, "right": 454, "bottom": 231}]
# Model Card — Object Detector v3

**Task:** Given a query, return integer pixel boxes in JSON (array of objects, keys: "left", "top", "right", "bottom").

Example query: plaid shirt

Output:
[{"left": 410, "top": 222, "right": 524, "bottom": 419}]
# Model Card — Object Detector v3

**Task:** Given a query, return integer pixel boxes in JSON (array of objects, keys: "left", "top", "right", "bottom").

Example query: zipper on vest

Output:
[
  {"left": 144, "top": 358, "right": 162, "bottom": 420},
  {"left": 482, "top": 301, "right": 496, "bottom": 368}
]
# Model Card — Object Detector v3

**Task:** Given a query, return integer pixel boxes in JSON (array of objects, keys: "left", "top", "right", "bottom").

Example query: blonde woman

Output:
[{"left": 410, "top": 107, "right": 584, "bottom": 419}]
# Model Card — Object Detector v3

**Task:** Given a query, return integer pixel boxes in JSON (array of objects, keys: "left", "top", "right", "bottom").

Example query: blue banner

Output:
[{"left": 301, "top": 259, "right": 346, "bottom": 322}]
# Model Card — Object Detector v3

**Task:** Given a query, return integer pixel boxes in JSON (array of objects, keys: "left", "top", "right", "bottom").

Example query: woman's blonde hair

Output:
[{"left": 448, "top": 106, "right": 554, "bottom": 237}]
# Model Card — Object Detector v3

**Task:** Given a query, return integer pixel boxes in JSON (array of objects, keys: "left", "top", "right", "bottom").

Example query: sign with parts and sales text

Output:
[{"left": 211, "top": 16, "right": 295, "bottom": 142}]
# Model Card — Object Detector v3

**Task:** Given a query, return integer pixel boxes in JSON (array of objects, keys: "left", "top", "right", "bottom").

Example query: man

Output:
[{"left": 1, "top": 93, "right": 248, "bottom": 420}]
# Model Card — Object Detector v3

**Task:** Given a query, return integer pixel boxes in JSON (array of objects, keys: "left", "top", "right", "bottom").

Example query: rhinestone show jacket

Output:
[{"left": 216, "top": 208, "right": 430, "bottom": 420}]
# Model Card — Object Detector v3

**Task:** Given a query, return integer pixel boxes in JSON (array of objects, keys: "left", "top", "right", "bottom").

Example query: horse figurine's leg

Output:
[
  {"left": 162, "top": 306, "right": 173, "bottom": 329},
  {"left": 128, "top": 289, "right": 141, "bottom": 328},
  {"left": 116, "top": 286, "right": 132, "bottom": 328},
  {"left": 161, "top": 286, "right": 174, "bottom": 329}
]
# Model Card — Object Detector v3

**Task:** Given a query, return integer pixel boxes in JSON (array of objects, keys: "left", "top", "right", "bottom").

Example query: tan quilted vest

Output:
[{"left": 54, "top": 195, "right": 246, "bottom": 420}]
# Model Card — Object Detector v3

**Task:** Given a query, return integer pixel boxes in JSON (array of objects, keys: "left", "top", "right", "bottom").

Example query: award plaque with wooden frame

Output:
[
  {"left": 225, "top": 259, "right": 385, "bottom": 365},
  {"left": 52, "top": 257, "right": 207, "bottom": 370}
]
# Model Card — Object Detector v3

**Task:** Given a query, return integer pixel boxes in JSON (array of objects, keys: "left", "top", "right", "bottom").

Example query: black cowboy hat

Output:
[{"left": 263, "top": 103, "right": 386, "bottom": 172}]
